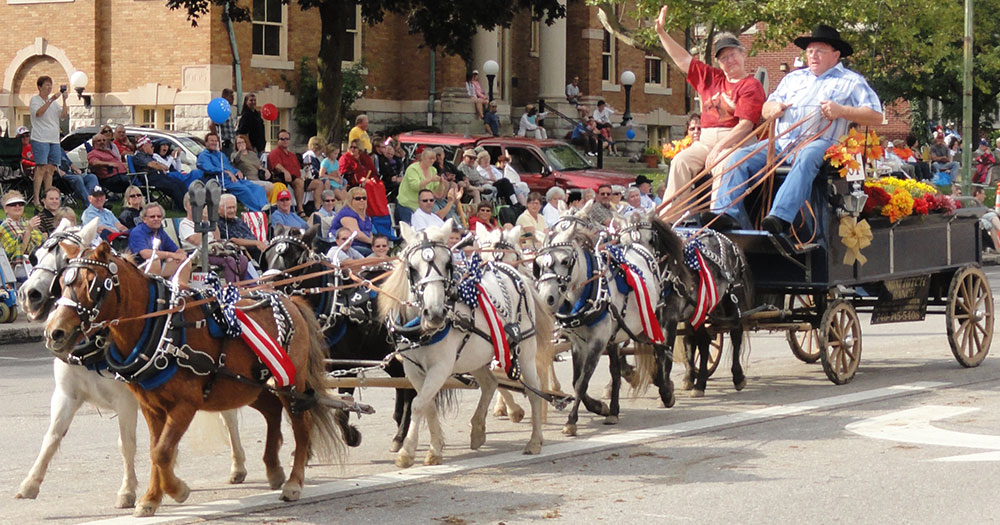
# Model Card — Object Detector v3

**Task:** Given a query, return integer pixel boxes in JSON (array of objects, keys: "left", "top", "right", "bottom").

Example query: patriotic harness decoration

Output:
[
  {"left": 681, "top": 230, "right": 737, "bottom": 328},
  {"left": 604, "top": 243, "right": 665, "bottom": 344}
]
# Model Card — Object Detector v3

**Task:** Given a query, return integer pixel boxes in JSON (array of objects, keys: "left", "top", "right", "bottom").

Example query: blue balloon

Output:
[
  {"left": 626, "top": 128, "right": 636, "bottom": 140},
  {"left": 207, "top": 97, "right": 232, "bottom": 124}
]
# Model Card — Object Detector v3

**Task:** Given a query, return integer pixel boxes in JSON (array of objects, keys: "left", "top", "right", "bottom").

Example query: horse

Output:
[
  {"left": 14, "top": 219, "right": 248, "bottom": 509},
  {"left": 378, "top": 219, "right": 546, "bottom": 467},
  {"left": 474, "top": 223, "right": 562, "bottom": 422},
  {"left": 261, "top": 225, "right": 408, "bottom": 451},
  {"left": 534, "top": 203, "right": 675, "bottom": 436},
  {"left": 619, "top": 211, "right": 754, "bottom": 396},
  {"left": 43, "top": 241, "right": 344, "bottom": 517}
]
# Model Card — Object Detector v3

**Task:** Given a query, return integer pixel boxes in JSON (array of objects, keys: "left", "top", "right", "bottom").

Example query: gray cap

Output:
[{"left": 714, "top": 34, "right": 743, "bottom": 58}]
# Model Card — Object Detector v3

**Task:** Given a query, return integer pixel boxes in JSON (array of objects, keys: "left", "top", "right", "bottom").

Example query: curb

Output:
[{"left": 0, "top": 323, "right": 45, "bottom": 345}]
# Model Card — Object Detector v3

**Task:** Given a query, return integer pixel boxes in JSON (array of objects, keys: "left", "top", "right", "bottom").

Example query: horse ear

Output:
[
  {"left": 54, "top": 218, "right": 70, "bottom": 233},
  {"left": 80, "top": 218, "right": 99, "bottom": 246},
  {"left": 272, "top": 224, "right": 286, "bottom": 238},
  {"left": 441, "top": 218, "right": 454, "bottom": 235},
  {"left": 94, "top": 241, "right": 112, "bottom": 262},
  {"left": 399, "top": 221, "right": 415, "bottom": 244},
  {"left": 580, "top": 199, "right": 594, "bottom": 216},
  {"left": 301, "top": 224, "right": 319, "bottom": 247},
  {"left": 508, "top": 224, "right": 523, "bottom": 241},
  {"left": 474, "top": 221, "right": 489, "bottom": 239}
]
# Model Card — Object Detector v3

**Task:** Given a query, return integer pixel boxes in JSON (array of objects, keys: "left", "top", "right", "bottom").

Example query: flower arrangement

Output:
[
  {"left": 861, "top": 176, "right": 959, "bottom": 222},
  {"left": 824, "top": 128, "right": 885, "bottom": 177},
  {"left": 661, "top": 135, "right": 693, "bottom": 160}
]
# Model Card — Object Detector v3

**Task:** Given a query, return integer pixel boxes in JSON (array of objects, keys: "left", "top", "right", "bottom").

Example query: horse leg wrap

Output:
[{"left": 288, "top": 387, "right": 317, "bottom": 414}]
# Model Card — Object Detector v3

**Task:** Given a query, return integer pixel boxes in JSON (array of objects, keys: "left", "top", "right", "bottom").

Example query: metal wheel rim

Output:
[{"left": 947, "top": 267, "right": 994, "bottom": 367}]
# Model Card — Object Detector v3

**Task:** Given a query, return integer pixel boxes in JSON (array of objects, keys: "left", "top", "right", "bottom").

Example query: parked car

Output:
[
  {"left": 396, "top": 132, "right": 636, "bottom": 193},
  {"left": 61, "top": 126, "right": 206, "bottom": 173}
]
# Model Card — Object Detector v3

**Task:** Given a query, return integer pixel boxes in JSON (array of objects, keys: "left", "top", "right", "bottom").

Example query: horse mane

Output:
[
  {"left": 377, "top": 259, "right": 408, "bottom": 322},
  {"left": 649, "top": 218, "right": 685, "bottom": 262}
]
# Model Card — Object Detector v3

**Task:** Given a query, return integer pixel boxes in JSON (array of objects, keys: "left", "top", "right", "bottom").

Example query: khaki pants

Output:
[{"left": 663, "top": 127, "right": 737, "bottom": 215}]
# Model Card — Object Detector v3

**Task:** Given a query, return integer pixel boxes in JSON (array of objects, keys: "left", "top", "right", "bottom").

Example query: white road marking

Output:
[
  {"left": 83, "top": 381, "right": 949, "bottom": 524},
  {"left": 846, "top": 405, "right": 1000, "bottom": 462}
]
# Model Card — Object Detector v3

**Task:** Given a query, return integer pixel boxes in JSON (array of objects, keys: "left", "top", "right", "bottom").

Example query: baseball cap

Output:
[
  {"left": 136, "top": 135, "right": 151, "bottom": 149},
  {"left": 713, "top": 34, "right": 743, "bottom": 58},
  {"left": 16, "top": 126, "right": 29, "bottom": 136},
  {"left": 463, "top": 148, "right": 477, "bottom": 158},
  {"left": 886, "top": 141, "right": 895, "bottom": 148},
  {"left": 90, "top": 185, "right": 107, "bottom": 197},
  {"left": 276, "top": 189, "right": 292, "bottom": 201}
]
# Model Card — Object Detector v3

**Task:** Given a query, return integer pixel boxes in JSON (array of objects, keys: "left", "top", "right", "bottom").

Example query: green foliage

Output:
[
  {"left": 643, "top": 145, "right": 662, "bottom": 157},
  {"left": 292, "top": 58, "right": 318, "bottom": 138}
]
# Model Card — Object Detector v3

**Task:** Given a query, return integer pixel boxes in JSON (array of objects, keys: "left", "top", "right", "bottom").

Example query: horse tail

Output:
[
  {"left": 434, "top": 389, "right": 460, "bottom": 414},
  {"left": 291, "top": 297, "right": 348, "bottom": 460},
  {"left": 377, "top": 261, "right": 408, "bottom": 323},
  {"left": 631, "top": 342, "right": 656, "bottom": 395}
]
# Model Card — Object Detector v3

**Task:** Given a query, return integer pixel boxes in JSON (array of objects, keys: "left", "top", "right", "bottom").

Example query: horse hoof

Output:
[
  {"left": 229, "top": 469, "right": 248, "bottom": 484},
  {"left": 133, "top": 501, "right": 158, "bottom": 518},
  {"left": 493, "top": 404, "right": 508, "bottom": 418},
  {"left": 681, "top": 378, "right": 694, "bottom": 391},
  {"left": 471, "top": 428, "right": 486, "bottom": 450},
  {"left": 345, "top": 426, "right": 363, "bottom": 448},
  {"left": 170, "top": 481, "right": 190, "bottom": 504},
  {"left": 734, "top": 378, "right": 747, "bottom": 391},
  {"left": 523, "top": 441, "right": 542, "bottom": 455},
  {"left": 267, "top": 468, "right": 286, "bottom": 490},
  {"left": 280, "top": 481, "right": 301, "bottom": 502},
  {"left": 15, "top": 481, "right": 39, "bottom": 500},
  {"left": 599, "top": 403, "right": 611, "bottom": 417},
  {"left": 424, "top": 452, "right": 443, "bottom": 466},
  {"left": 115, "top": 492, "right": 136, "bottom": 509},
  {"left": 690, "top": 389, "right": 705, "bottom": 398},
  {"left": 509, "top": 407, "right": 525, "bottom": 424},
  {"left": 389, "top": 439, "right": 403, "bottom": 453},
  {"left": 663, "top": 392, "right": 676, "bottom": 409},
  {"left": 562, "top": 424, "right": 577, "bottom": 436},
  {"left": 396, "top": 453, "right": 414, "bottom": 469},
  {"left": 603, "top": 415, "right": 619, "bottom": 425}
]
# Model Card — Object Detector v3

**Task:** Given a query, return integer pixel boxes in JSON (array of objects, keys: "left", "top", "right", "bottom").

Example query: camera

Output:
[{"left": 59, "top": 85, "right": 67, "bottom": 93}]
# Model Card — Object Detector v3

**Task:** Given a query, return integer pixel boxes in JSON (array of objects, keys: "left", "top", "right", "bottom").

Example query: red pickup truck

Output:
[{"left": 397, "top": 132, "right": 636, "bottom": 193}]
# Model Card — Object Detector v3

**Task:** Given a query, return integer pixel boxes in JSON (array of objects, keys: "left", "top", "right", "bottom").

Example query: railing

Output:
[{"left": 537, "top": 98, "right": 607, "bottom": 169}]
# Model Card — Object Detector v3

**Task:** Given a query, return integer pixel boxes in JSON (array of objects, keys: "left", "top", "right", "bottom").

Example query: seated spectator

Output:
[
  {"left": 327, "top": 226, "right": 365, "bottom": 264},
  {"left": 567, "top": 189, "right": 584, "bottom": 210},
  {"left": 621, "top": 187, "right": 645, "bottom": 218},
  {"left": 301, "top": 136, "right": 325, "bottom": 176},
  {"left": 518, "top": 104, "right": 548, "bottom": 139},
  {"left": 331, "top": 187, "right": 374, "bottom": 256},
  {"left": 118, "top": 186, "right": 145, "bottom": 230},
  {"left": 314, "top": 189, "right": 339, "bottom": 219},
  {"left": 566, "top": 75, "right": 582, "bottom": 106},
  {"left": 179, "top": 193, "right": 250, "bottom": 283},
  {"left": 475, "top": 151, "right": 519, "bottom": 206},
  {"left": 371, "top": 233, "right": 391, "bottom": 258},
  {"left": 217, "top": 194, "right": 267, "bottom": 261},
  {"left": 36, "top": 186, "right": 63, "bottom": 235},
  {"left": 456, "top": 148, "right": 489, "bottom": 204},
  {"left": 268, "top": 129, "right": 324, "bottom": 216},
  {"left": 56, "top": 147, "right": 99, "bottom": 204},
  {"left": 542, "top": 187, "right": 565, "bottom": 226},
  {"left": 397, "top": 148, "right": 441, "bottom": 224},
  {"left": 974, "top": 138, "right": 995, "bottom": 184},
  {"left": 635, "top": 175, "right": 659, "bottom": 209},
  {"left": 610, "top": 185, "right": 626, "bottom": 212},
  {"left": 55, "top": 206, "right": 76, "bottom": 226},
  {"left": 468, "top": 202, "right": 498, "bottom": 232},
  {"left": 467, "top": 71, "right": 489, "bottom": 119},
  {"left": 230, "top": 134, "right": 269, "bottom": 187},
  {"left": 88, "top": 125, "right": 121, "bottom": 159},
  {"left": 152, "top": 141, "right": 201, "bottom": 187},
  {"left": 131, "top": 135, "right": 189, "bottom": 210},
  {"left": 197, "top": 132, "right": 268, "bottom": 211},
  {"left": 374, "top": 139, "right": 400, "bottom": 202},
  {"left": 483, "top": 100, "right": 501, "bottom": 137},
  {"left": 592, "top": 100, "right": 620, "bottom": 155},
  {"left": 270, "top": 189, "right": 308, "bottom": 230},
  {"left": 930, "top": 131, "right": 960, "bottom": 185},
  {"left": 497, "top": 153, "right": 530, "bottom": 205},
  {"left": 516, "top": 192, "right": 548, "bottom": 243},
  {"left": 81, "top": 186, "right": 128, "bottom": 241},
  {"left": 338, "top": 139, "right": 375, "bottom": 187},
  {"left": 18, "top": 127, "right": 34, "bottom": 175},
  {"left": 112, "top": 125, "right": 135, "bottom": 159},
  {"left": 902, "top": 133, "right": 931, "bottom": 181},
  {"left": 0, "top": 191, "right": 43, "bottom": 282},
  {"left": 971, "top": 187, "right": 1000, "bottom": 251},
  {"left": 128, "top": 203, "right": 188, "bottom": 279},
  {"left": 571, "top": 118, "right": 599, "bottom": 157},
  {"left": 435, "top": 169, "right": 464, "bottom": 224},
  {"left": 411, "top": 188, "right": 452, "bottom": 232},
  {"left": 87, "top": 133, "right": 130, "bottom": 194},
  {"left": 318, "top": 143, "right": 347, "bottom": 202}
]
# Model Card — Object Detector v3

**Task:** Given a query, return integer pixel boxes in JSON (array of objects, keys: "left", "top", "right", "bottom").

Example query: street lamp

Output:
[
  {"left": 70, "top": 70, "right": 91, "bottom": 108},
  {"left": 483, "top": 60, "right": 500, "bottom": 102},
  {"left": 620, "top": 70, "right": 635, "bottom": 125}
]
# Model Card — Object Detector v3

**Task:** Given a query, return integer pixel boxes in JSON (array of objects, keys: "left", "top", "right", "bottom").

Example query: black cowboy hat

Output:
[{"left": 793, "top": 25, "right": 853, "bottom": 58}]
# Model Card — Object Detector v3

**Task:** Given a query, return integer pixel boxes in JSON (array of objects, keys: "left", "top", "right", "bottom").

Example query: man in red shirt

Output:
[
  {"left": 113, "top": 125, "right": 135, "bottom": 160},
  {"left": 267, "top": 129, "right": 323, "bottom": 216}
]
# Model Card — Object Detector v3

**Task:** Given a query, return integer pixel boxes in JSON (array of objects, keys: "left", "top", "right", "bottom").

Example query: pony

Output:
[
  {"left": 534, "top": 203, "right": 675, "bottom": 436},
  {"left": 619, "top": 211, "right": 754, "bottom": 396},
  {"left": 474, "top": 223, "right": 562, "bottom": 422},
  {"left": 378, "top": 219, "right": 546, "bottom": 467},
  {"left": 43, "top": 241, "right": 344, "bottom": 517},
  {"left": 15, "top": 219, "right": 248, "bottom": 508},
  {"left": 261, "top": 225, "right": 410, "bottom": 451}
]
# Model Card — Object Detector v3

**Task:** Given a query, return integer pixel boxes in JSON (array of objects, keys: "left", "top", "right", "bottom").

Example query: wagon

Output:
[{"left": 690, "top": 167, "right": 993, "bottom": 385}]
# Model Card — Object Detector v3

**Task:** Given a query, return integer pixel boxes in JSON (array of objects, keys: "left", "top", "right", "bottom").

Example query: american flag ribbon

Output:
[
  {"left": 234, "top": 308, "right": 296, "bottom": 387},
  {"left": 476, "top": 283, "right": 515, "bottom": 379},
  {"left": 689, "top": 250, "right": 720, "bottom": 328},
  {"left": 241, "top": 211, "right": 268, "bottom": 244},
  {"left": 620, "top": 263, "right": 665, "bottom": 344}
]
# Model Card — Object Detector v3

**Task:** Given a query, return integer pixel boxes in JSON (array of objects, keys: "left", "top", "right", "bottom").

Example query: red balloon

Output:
[{"left": 261, "top": 103, "right": 278, "bottom": 121}]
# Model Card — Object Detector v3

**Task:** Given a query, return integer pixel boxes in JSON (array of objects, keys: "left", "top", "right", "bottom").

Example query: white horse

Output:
[
  {"left": 15, "top": 219, "right": 247, "bottom": 508},
  {"left": 379, "top": 219, "right": 546, "bottom": 467},
  {"left": 475, "top": 223, "right": 563, "bottom": 422},
  {"left": 534, "top": 203, "right": 675, "bottom": 436}
]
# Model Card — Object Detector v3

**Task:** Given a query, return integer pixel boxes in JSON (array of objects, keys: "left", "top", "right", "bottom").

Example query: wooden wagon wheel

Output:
[
  {"left": 786, "top": 294, "right": 821, "bottom": 363},
  {"left": 818, "top": 299, "right": 862, "bottom": 385},
  {"left": 946, "top": 265, "right": 993, "bottom": 367}
]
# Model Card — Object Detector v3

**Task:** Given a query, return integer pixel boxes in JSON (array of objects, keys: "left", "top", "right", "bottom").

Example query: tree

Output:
[
  {"left": 166, "top": 0, "right": 567, "bottom": 145},
  {"left": 593, "top": 0, "right": 1000, "bottom": 134}
]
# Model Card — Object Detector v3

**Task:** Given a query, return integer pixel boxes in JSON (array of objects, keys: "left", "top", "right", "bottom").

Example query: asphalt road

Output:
[{"left": 3, "top": 268, "right": 1000, "bottom": 524}]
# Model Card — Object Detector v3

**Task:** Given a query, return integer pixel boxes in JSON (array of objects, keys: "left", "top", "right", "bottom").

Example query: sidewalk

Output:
[{"left": 0, "top": 318, "right": 45, "bottom": 345}]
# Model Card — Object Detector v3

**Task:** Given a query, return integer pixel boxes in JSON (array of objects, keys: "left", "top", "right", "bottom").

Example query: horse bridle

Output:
[
  {"left": 31, "top": 230, "right": 85, "bottom": 297},
  {"left": 55, "top": 257, "right": 121, "bottom": 329},
  {"left": 264, "top": 235, "right": 318, "bottom": 285},
  {"left": 401, "top": 233, "right": 454, "bottom": 300}
]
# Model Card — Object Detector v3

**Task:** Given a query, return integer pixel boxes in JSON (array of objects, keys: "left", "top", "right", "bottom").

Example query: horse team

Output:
[{"left": 15, "top": 201, "right": 753, "bottom": 517}]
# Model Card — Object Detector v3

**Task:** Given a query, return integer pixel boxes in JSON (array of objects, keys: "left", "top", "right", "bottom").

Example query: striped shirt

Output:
[{"left": 768, "top": 62, "right": 882, "bottom": 151}]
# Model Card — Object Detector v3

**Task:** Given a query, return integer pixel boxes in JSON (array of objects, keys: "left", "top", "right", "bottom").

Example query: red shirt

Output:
[
  {"left": 338, "top": 152, "right": 373, "bottom": 186},
  {"left": 468, "top": 216, "right": 496, "bottom": 232},
  {"left": 268, "top": 147, "right": 301, "bottom": 179},
  {"left": 21, "top": 143, "right": 35, "bottom": 169},
  {"left": 114, "top": 138, "right": 135, "bottom": 159},
  {"left": 361, "top": 176, "right": 390, "bottom": 217},
  {"left": 687, "top": 59, "right": 765, "bottom": 129}
]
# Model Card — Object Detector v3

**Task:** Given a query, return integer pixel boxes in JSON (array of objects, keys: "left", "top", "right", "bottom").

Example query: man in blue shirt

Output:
[
  {"left": 81, "top": 186, "right": 128, "bottom": 241},
  {"left": 269, "top": 189, "right": 308, "bottom": 230},
  {"left": 56, "top": 149, "right": 98, "bottom": 204},
  {"left": 711, "top": 25, "right": 883, "bottom": 235},
  {"left": 196, "top": 132, "right": 268, "bottom": 211},
  {"left": 483, "top": 100, "right": 500, "bottom": 137},
  {"left": 128, "top": 202, "right": 188, "bottom": 278},
  {"left": 132, "top": 135, "right": 189, "bottom": 210}
]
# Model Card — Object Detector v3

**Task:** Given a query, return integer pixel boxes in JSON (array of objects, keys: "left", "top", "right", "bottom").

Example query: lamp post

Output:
[
  {"left": 620, "top": 70, "right": 635, "bottom": 125},
  {"left": 70, "top": 70, "right": 90, "bottom": 108},
  {"left": 483, "top": 60, "right": 500, "bottom": 102}
]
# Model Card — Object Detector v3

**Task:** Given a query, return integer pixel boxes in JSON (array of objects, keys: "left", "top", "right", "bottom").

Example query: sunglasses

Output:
[
  {"left": 5, "top": 202, "right": 25, "bottom": 207},
  {"left": 323, "top": 199, "right": 336, "bottom": 203},
  {"left": 353, "top": 196, "right": 368, "bottom": 201},
  {"left": 278, "top": 137, "right": 290, "bottom": 141},
  {"left": 420, "top": 198, "right": 435, "bottom": 203},
  {"left": 598, "top": 192, "right": 612, "bottom": 197},
  {"left": 128, "top": 194, "right": 142, "bottom": 198}
]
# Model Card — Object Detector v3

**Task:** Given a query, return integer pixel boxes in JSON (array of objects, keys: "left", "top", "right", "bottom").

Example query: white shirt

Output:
[
  {"left": 153, "top": 153, "right": 183, "bottom": 172},
  {"left": 476, "top": 165, "right": 502, "bottom": 182},
  {"left": 542, "top": 203, "right": 561, "bottom": 226},
  {"left": 593, "top": 106, "right": 615, "bottom": 125},
  {"left": 410, "top": 208, "right": 445, "bottom": 232},
  {"left": 566, "top": 83, "right": 580, "bottom": 98},
  {"left": 179, "top": 218, "right": 216, "bottom": 251},
  {"left": 639, "top": 194, "right": 656, "bottom": 210},
  {"left": 29, "top": 94, "right": 62, "bottom": 143}
]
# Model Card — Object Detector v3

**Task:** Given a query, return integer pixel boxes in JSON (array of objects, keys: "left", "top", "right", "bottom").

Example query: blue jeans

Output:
[
  {"left": 205, "top": 173, "right": 268, "bottom": 211},
  {"left": 60, "top": 172, "right": 98, "bottom": 203},
  {"left": 714, "top": 139, "right": 832, "bottom": 227}
]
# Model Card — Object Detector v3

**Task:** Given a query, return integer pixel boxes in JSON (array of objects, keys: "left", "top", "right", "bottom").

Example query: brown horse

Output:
[{"left": 44, "top": 242, "right": 343, "bottom": 517}]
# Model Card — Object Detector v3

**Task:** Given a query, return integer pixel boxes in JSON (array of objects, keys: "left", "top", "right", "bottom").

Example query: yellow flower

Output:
[{"left": 882, "top": 188, "right": 914, "bottom": 223}]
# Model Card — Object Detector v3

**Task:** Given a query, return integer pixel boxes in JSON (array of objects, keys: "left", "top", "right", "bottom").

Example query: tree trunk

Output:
[{"left": 317, "top": 0, "right": 352, "bottom": 147}]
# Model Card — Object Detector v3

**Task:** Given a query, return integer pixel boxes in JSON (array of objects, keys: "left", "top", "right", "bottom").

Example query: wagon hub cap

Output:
[
  {"left": 843, "top": 334, "right": 855, "bottom": 347},
  {"left": 974, "top": 309, "right": 986, "bottom": 322}
]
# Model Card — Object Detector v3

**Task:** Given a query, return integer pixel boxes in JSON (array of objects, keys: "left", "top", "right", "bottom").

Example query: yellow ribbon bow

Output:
[{"left": 839, "top": 216, "right": 873, "bottom": 266}]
